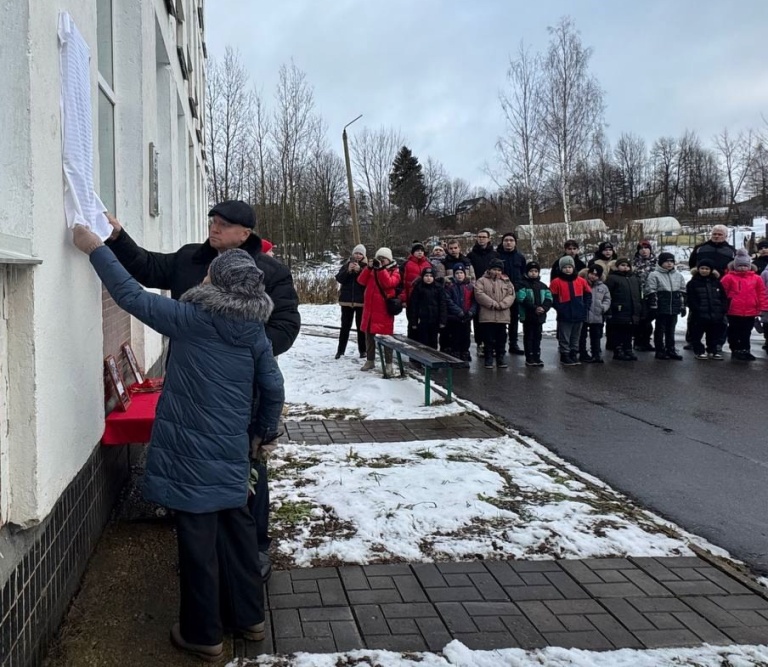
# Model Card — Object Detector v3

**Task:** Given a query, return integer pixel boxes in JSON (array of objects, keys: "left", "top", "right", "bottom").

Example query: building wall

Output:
[{"left": 0, "top": 1, "right": 207, "bottom": 664}]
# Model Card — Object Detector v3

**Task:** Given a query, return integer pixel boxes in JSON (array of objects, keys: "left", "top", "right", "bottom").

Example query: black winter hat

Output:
[
  {"left": 757, "top": 239, "right": 768, "bottom": 250},
  {"left": 658, "top": 252, "right": 675, "bottom": 265},
  {"left": 525, "top": 261, "right": 540, "bottom": 273},
  {"left": 452, "top": 263, "right": 467, "bottom": 274},
  {"left": 209, "top": 249, "right": 265, "bottom": 295},
  {"left": 489, "top": 259, "right": 505, "bottom": 271},
  {"left": 697, "top": 258, "right": 715, "bottom": 270},
  {"left": 411, "top": 243, "right": 426, "bottom": 254},
  {"left": 588, "top": 264, "right": 604, "bottom": 278},
  {"left": 597, "top": 241, "right": 614, "bottom": 255},
  {"left": 421, "top": 267, "right": 435, "bottom": 278},
  {"left": 208, "top": 200, "right": 256, "bottom": 229},
  {"left": 615, "top": 257, "right": 631, "bottom": 268}
]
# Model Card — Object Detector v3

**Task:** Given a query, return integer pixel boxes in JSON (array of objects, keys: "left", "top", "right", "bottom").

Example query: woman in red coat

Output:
[{"left": 358, "top": 247, "right": 400, "bottom": 374}]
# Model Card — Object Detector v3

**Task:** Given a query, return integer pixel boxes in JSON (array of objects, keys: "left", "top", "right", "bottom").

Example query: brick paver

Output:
[
  {"left": 279, "top": 414, "right": 503, "bottom": 444},
  {"left": 237, "top": 556, "right": 768, "bottom": 657}
]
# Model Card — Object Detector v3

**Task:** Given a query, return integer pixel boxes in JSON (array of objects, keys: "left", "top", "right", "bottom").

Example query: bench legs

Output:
[
  {"left": 446, "top": 368, "right": 453, "bottom": 403},
  {"left": 424, "top": 368, "right": 431, "bottom": 406}
]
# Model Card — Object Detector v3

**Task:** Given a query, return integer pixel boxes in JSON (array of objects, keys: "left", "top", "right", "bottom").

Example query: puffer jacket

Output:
[
  {"left": 407, "top": 278, "right": 447, "bottom": 327},
  {"left": 336, "top": 258, "right": 367, "bottom": 306},
  {"left": 445, "top": 279, "right": 477, "bottom": 320},
  {"left": 496, "top": 246, "right": 527, "bottom": 287},
  {"left": 90, "top": 246, "right": 284, "bottom": 514},
  {"left": 443, "top": 253, "right": 476, "bottom": 281},
  {"left": 688, "top": 240, "right": 735, "bottom": 275},
  {"left": 605, "top": 269, "right": 643, "bottom": 324},
  {"left": 474, "top": 271, "right": 516, "bottom": 323},
  {"left": 427, "top": 254, "right": 447, "bottom": 281},
  {"left": 401, "top": 254, "right": 432, "bottom": 304},
  {"left": 720, "top": 269, "right": 768, "bottom": 317},
  {"left": 549, "top": 273, "right": 592, "bottom": 323},
  {"left": 686, "top": 270, "right": 728, "bottom": 322},
  {"left": 645, "top": 265, "right": 687, "bottom": 315},
  {"left": 586, "top": 280, "right": 611, "bottom": 324},
  {"left": 516, "top": 277, "right": 553, "bottom": 324},
  {"left": 106, "top": 229, "right": 300, "bottom": 356},
  {"left": 358, "top": 265, "right": 401, "bottom": 335},
  {"left": 467, "top": 243, "right": 499, "bottom": 280}
]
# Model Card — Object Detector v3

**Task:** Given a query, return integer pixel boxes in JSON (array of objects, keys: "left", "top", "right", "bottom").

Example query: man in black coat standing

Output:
[
  {"left": 496, "top": 233, "right": 527, "bottom": 354},
  {"left": 467, "top": 229, "right": 499, "bottom": 348},
  {"left": 551, "top": 239, "right": 587, "bottom": 280},
  {"left": 105, "top": 200, "right": 300, "bottom": 580}
]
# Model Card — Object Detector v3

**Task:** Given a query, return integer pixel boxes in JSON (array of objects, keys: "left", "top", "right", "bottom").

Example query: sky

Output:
[{"left": 205, "top": 0, "right": 768, "bottom": 189}]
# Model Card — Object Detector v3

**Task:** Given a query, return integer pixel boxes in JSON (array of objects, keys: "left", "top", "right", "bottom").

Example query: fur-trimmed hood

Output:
[
  {"left": 180, "top": 283, "right": 274, "bottom": 322},
  {"left": 690, "top": 267, "right": 721, "bottom": 279}
]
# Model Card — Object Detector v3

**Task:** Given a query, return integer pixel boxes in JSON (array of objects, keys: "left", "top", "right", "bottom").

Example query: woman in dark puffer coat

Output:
[{"left": 73, "top": 226, "right": 284, "bottom": 662}]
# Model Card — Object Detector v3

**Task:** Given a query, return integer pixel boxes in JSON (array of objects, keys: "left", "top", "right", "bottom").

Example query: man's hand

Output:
[
  {"left": 72, "top": 224, "right": 104, "bottom": 255},
  {"left": 105, "top": 212, "right": 122, "bottom": 241}
]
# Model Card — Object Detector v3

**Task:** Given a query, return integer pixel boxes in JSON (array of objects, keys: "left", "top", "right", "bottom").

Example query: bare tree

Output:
[
  {"left": 440, "top": 178, "right": 472, "bottom": 218},
  {"left": 650, "top": 137, "right": 677, "bottom": 215},
  {"left": 205, "top": 47, "right": 253, "bottom": 204},
  {"left": 540, "top": 16, "right": 604, "bottom": 236},
  {"left": 350, "top": 126, "right": 404, "bottom": 247},
  {"left": 497, "top": 41, "right": 545, "bottom": 247},
  {"left": 422, "top": 157, "right": 448, "bottom": 215},
  {"left": 714, "top": 128, "right": 756, "bottom": 215},
  {"left": 614, "top": 132, "right": 647, "bottom": 209}
]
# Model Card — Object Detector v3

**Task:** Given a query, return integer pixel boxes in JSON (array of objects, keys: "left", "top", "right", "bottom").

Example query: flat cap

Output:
[{"left": 208, "top": 200, "right": 256, "bottom": 229}]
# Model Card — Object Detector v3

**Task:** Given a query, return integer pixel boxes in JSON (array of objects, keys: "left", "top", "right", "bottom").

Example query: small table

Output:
[{"left": 102, "top": 391, "right": 161, "bottom": 445}]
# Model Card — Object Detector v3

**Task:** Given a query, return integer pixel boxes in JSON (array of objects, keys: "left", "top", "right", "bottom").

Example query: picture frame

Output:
[
  {"left": 121, "top": 342, "right": 144, "bottom": 385},
  {"left": 105, "top": 355, "right": 131, "bottom": 412}
]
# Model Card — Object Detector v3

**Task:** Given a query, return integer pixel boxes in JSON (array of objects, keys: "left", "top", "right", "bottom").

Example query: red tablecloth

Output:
[{"left": 102, "top": 391, "right": 161, "bottom": 445}]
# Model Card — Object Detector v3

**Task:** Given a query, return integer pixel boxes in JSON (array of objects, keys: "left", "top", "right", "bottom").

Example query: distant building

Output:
[{"left": 0, "top": 2, "right": 207, "bottom": 664}]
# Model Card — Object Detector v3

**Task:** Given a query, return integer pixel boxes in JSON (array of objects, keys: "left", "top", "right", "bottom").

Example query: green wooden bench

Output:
[{"left": 375, "top": 334, "right": 469, "bottom": 405}]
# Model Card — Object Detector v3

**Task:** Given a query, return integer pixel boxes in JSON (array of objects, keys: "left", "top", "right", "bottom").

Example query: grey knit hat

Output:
[
  {"left": 559, "top": 255, "right": 575, "bottom": 270},
  {"left": 209, "top": 249, "right": 265, "bottom": 295},
  {"left": 733, "top": 248, "right": 752, "bottom": 269}
]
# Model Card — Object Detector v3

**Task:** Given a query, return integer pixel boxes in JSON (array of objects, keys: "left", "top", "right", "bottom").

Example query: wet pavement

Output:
[{"left": 450, "top": 334, "right": 768, "bottom": 575}]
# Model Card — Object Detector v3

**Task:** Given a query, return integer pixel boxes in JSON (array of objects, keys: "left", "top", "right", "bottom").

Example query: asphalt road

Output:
[{"left": 451, "top": 333, "right": 768, "bottom": 575}]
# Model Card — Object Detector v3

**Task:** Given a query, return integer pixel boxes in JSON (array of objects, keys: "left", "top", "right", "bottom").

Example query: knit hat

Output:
[
  {"left": 411, "top": 242, "right": 426, "bottom": 254},
  {"left": 588, "top": 265, "right": 604, "bottom": 278},
  {"left": 637, "top": 240, "right": 653, "bottom": 250},
  {"left": 559, "top": 255, "right": 575, "bottom": 270},
  {"left": 697, "top": 258, "right": 715, "bottom": 270},
  {"left": 261, "top": 239, "right": 273, "bottom": 254},
  {"left": 597, "top": 241, "right": 614, "bottom": 255},
  {"left": 453, "top": 263, "right": 466, "bottom": 275},
  {"left": 758, "top": 239, "right": 768, "bottom": 250},
  {"left": 658, "top": 252, "right": 675, "bottom": 265},
  {"left": 208, "top": 200, "right": 256, "bottom": 229},
  {"left": 502, "top": 232, "right": 517, "bottom": 242},
  {"left": 421, "top": 267, "right": 435, "bottom": 278},
  {"left": 615, "top": 257, "right": 631, "bottom": 268},
  {"left": 375, "top": 247, "right": 393, "bottom": 262},
  {"left": 733, "top": 248, "right": 752, "bottom": 269},
  {"left": 525, "top": 261, "right": 540, "bottom": 273},
  {"left": 352, "top": 244, "right": 366, "bottom": 256},
  {"left": 209, "top": 249, "right": 264, "bottom": 295},
  {"left": 564, "top": 239, "right": 579, "bottom": 249},
  {"left": 489, "top": 259, "right": 505, "bottom": 271}
]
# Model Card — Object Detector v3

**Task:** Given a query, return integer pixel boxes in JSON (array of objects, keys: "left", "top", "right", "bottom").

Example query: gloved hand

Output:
[
  {"left": 250, "top": 431, "right": 281, "bottom": 461},
  {"left": 680, "top": 307, "right": 687, "bottom": 318},
  {"left": 72, "top": 224, "right": 104, "bottom": 255}
]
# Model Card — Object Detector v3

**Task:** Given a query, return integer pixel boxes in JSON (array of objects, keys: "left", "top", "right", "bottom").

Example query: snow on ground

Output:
[
  {"left": 261, "top": 304, "right": 768, "bottom": 664},
  {"left": 235, "top": 641, "right": 768, "bottom": 666}
]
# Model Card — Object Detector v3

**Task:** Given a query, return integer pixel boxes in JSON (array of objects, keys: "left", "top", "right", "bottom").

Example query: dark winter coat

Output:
[
  {"left": 496, "top": 246, "right": 527, "bottom": 287},
  {"left": 688, "top": 240, "right": 735, "bottom": 275},
  {"left": 516, "top": 277, "right": 553, "bottom": 324},
  {"left": 467, "top": 243, "right": 499, "bottom": 280},
  {"left": 632, "top": 251, "right": 657, "bottom": 293},
  {"left": 443, "top": 252, "right": 476, "bottom": 281},
  {"left": 549, "top": 273, "right": 592, "bottom": 323},
  {"left": 445, "top": 279, "right": 477, "bottom": 321},
  {"left": 605, "top": 270, "right": 643, "bottom": 324},
  {"left": 686, "top": 270, "right": 728, "bottom": 322},
  {"left": 407, "top": 278, "right": 448, "bottom": 328},
  {"left": 754, "top": 254, "right": 768, "bottom": 275},
  {"left": 645, "top": 265, "right": 687, "bottom": 316},
  {"left": 550, "top": 255, "right": 587, "bottom": 280},
  {"left": 357, "top": 265, "right": 400, "bottom": 335},
  {"left": 401, "top": 254, "right": 432, "bottom": 304},
  {"left": 106, "top": 229, "right": 300, "bottom": 355},
  {"left": 336, "top": 258, "right": 367, "bottom": 306},
  {"left": 90, "top": 246, "right": 284, "bottom": 514}
]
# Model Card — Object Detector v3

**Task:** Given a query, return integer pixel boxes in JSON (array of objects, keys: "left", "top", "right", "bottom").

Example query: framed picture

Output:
[
  {"left": 121, "top": 342, "right": 144, "bottom": 384},
  {"left": 105, "top": 355, "right": 131, "bottom": 412}
]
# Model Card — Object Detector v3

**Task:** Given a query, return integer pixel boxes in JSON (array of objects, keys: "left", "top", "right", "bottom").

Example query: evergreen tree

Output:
[{"left": 389, "top": 146, "right": 428, "bottom": 213}]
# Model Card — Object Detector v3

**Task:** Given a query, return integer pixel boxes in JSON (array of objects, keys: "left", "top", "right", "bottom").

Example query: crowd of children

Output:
[{"left": 336, "top": 229, "right": 768, "bottom": 371}]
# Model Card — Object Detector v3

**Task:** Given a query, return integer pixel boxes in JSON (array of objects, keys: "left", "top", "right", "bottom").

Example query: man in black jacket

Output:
[
  {"left": 467, "top": 229, "right": 499, "bottom": 347},
  {"left": 497, "top": 233, "right": 527, "bottom": 354},
  {"left": 550, "top": 239, "right": 587, "bottom": 280},
  {"left": 105, "top": 200, "right": 300, "bottom": 580}
]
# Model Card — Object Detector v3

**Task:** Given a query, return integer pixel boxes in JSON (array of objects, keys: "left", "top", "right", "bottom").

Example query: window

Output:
[
  {"left": 96, "top": 0, "right": 113, "bottom": 88},
  {"left": 97, "top": 0, "right": 116, "bottom": 213}
]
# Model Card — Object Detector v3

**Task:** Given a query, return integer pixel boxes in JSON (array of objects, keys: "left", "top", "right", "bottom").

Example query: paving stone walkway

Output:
[
  {"left": 237, "top": 557, "right": 768, "bottom": 658},
  {"left": 279, "top": 414, "right": 502, "bottom": 444}
]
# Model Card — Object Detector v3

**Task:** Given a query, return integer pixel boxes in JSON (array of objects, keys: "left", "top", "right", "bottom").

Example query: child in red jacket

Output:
[{"left": 720, "top": 249, "right": 768, "bottom": 361}]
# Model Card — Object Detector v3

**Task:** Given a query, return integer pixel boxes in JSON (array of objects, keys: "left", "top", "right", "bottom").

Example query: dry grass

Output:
[{"left": 293, "top": 267, "right": 338, "bottom": 304}]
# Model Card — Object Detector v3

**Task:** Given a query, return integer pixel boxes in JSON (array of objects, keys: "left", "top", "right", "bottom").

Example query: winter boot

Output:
[
  {"left": 654, "top": 351, "right": 670, "bottom": 360},
  {"left": 560, "top": 353, "right": 578, "bottom": 366},
  {"left": 578, "top": 350, "right": 593, "bottom": 363},
  {"left": 496, "top": 355, "right": 509, "bottom": 368},
  {"left": 239, "top": 622, "right": 266, "bottom": 642},
  {"left": 666, "top": 349, "right": 683, "bottom": 360},
  {"left": 525, "top": 357, "right": 538, "bottom": 367},
  {"left": 170, "top": 624, "right": 223, "bottom": 663},
  {"left": 361, "top": 360, "right": 375, "bottom": 371},
  {"left": 509, "top": 343, "right": 525, "bottom": 355},
  {"left": 589, "top": 352, "right": 604, "bottom": 364},
  {"left": 535, "top": 357, "right": 545, "bottom": 366},
  {"left": 624, "top": 348, "right": 639, "bottom": 361},
  {"left": 613, "top": 349, "right": 629, "bottom": 361},
  {"left": 484, "top": 357, "right": 494, "bottom": 369}
]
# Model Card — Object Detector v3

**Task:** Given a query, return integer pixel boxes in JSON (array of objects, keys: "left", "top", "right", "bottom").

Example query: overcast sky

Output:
[{"left": 206, "top": 0, "right": 768, "bottom": 188}]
